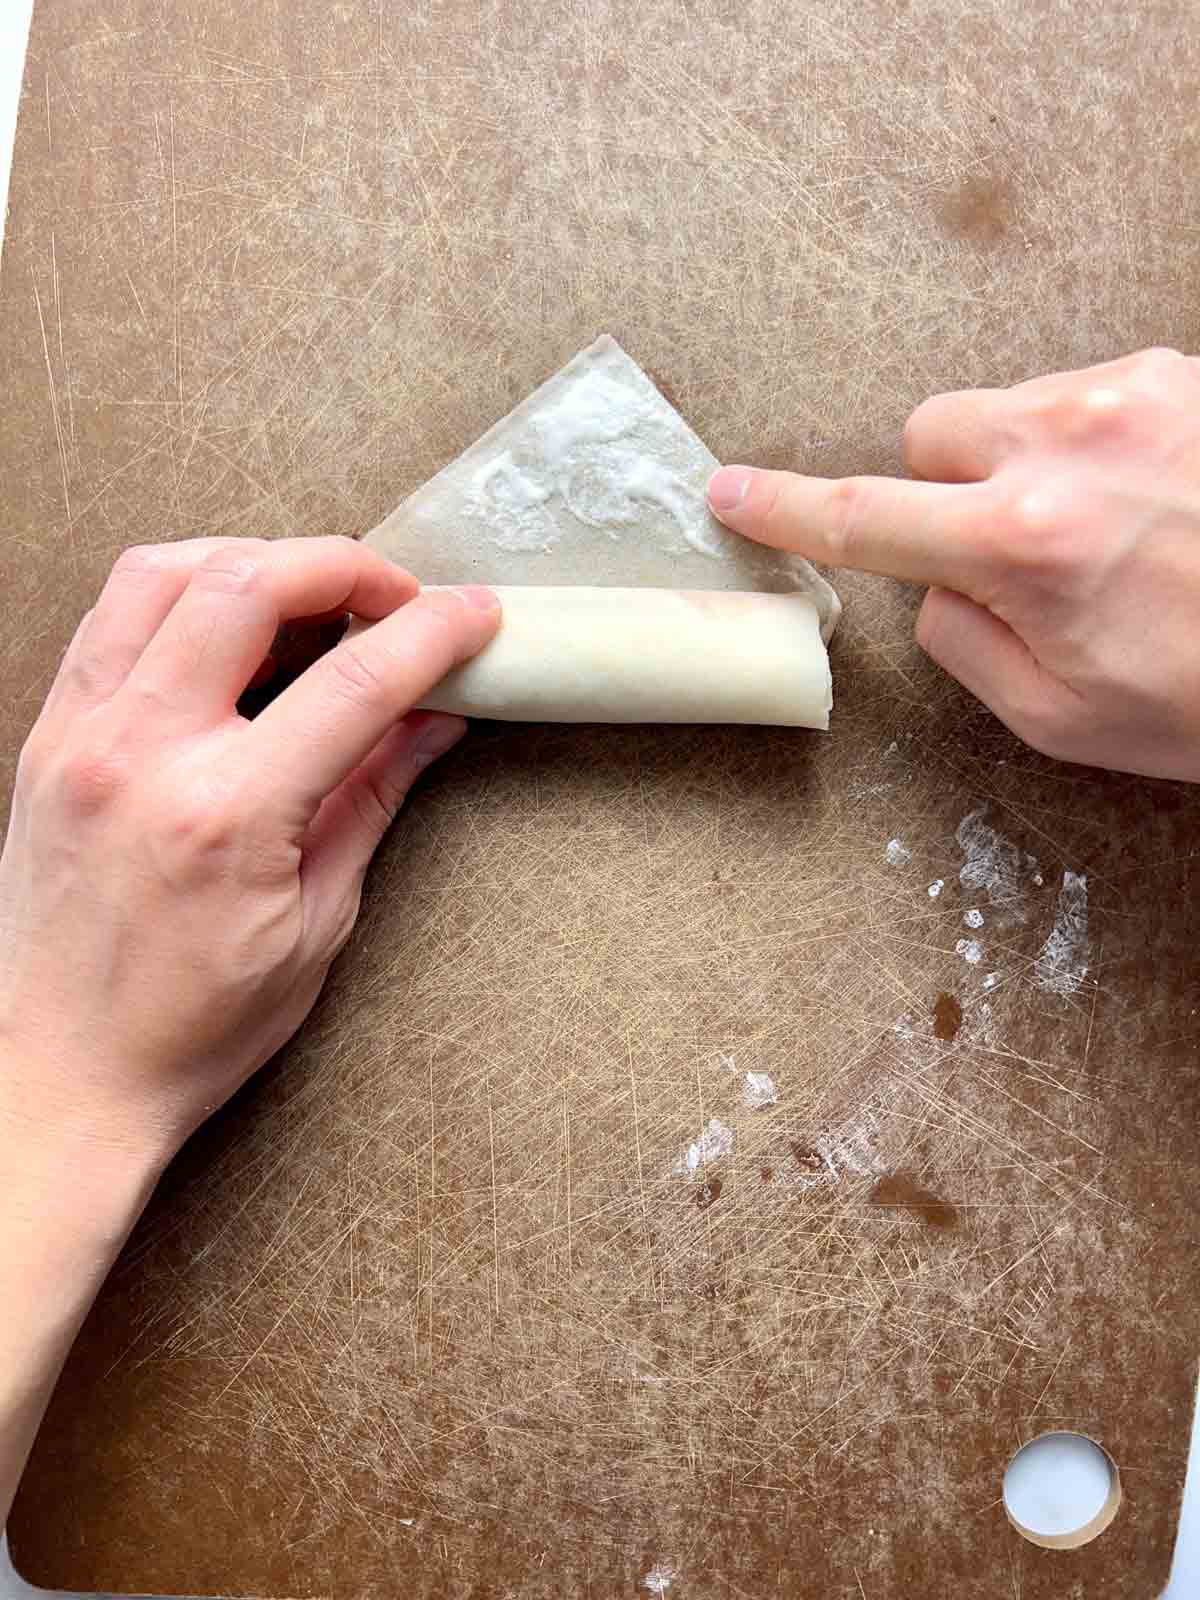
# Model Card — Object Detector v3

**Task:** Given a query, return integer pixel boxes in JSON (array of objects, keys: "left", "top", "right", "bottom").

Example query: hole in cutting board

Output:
[{"left": 1003, "top": 1431, "right": 1121, "bottom": 1549}]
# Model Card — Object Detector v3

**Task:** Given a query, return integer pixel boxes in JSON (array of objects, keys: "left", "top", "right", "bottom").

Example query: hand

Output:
[
  {"left": 0, "top": 537, "right": 500, "bottom": 1163},
  {"left": 708, "top": 346, "right": 1200, "bottom": 782}
]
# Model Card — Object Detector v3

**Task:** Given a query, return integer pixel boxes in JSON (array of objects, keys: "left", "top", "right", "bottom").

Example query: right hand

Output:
[{"left": 708, "top": 347, "right": 1200, "bottom": 782}]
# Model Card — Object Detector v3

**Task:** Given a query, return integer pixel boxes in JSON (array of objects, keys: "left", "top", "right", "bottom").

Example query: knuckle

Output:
[
  {"left": 1086, "top": 347, "right": 1188, "bottom": 412},
  {"left": 1135, "top": 344, "right": 1184, "bottom": 374},
  {"left": 984, "top": 483, "right": 1084, "bottom": 581},
  {"left": 413, "top": 593, "right": 465, "bottom": 644},
  {"left": 167, "top": 795, "right": 240, "bottom": 857},
  {"left": 191, "top": 550, "right": 267, "bottom": 598},
  {"left": 56, "top": 742, "right": 131, "bottom": 814},
  {"left": 113, "top": 543, "right": 173, "bottom": 580},
  {"left": 1100, "top": 346, "right": 1182, "bottom": 386},
  {"left": 323, "top": 638, "right": 387, "bottom": 705},
  {"left": 307, "top": 532, "right": 363, "bottom": 574},
  {"left": 1009, "top": 486, "right": 1058, "bottom": 540},
  {"left": 1130, "top": 346, "right": 1191, "bottom": 411},
  {"left": 158, "top": 764, "right": 257, "bottom": 863},
  {"left": 351, "top": 767, "right": 406, "bottom": 833},
  {"left": 1070, "top": 383, "right": 1127, "bottom": 432},
  {"left": 1037, "top": 383, "right": 1137, "bottom": 446},
  {"left": 819, "top": 477, "right": 871, "bottom": 564},
  {"left": 67, "top": 649, "right": 108, "bottom": 701}
]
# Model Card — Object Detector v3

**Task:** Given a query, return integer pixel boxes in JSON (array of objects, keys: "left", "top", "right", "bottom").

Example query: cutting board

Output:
[{"left": 3, "top": 2, "right": 1200, "bottom": 1595}]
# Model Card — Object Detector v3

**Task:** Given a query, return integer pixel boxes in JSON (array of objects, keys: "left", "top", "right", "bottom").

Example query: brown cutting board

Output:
[{"left": 4, "top": 1, "right": 1200, "bottom": 1595}]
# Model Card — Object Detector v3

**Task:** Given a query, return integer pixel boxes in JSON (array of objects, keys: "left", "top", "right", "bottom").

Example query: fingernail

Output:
[
  {"left": 411, "top": 714, "right": 467, "bottom": 771},
  {"left": 707, "top": 466, "right": 754, "bottom": 513},
  {"left": 451, "top": 584, "right": 500, "bottom": 611}
]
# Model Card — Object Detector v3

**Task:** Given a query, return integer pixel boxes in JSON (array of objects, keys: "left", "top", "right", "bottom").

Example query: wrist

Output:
[
  {"left": 0, "top": 1048, "right": 166, "bottom": 1530},
  {"left": 0, "top": 1042, "right": 173, "bottom": 1227}
]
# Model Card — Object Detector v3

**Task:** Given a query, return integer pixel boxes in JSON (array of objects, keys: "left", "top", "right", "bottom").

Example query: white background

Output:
[{"left": 0, "top": 3, "right": 1196, "bottom": 1593}]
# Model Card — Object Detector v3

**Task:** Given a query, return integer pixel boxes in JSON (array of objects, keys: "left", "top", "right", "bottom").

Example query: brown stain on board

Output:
[
  {"left": 938, "top": 173, "right": 1015, "bottom": 245},
  {"left": 871, "top": 1173, "right": 959, "bottom": 1231},
  {"left": 695, "top": 1176, "right": 723, "bottom": 1210},
  {"left": 790, "top": 1142, "right": 823, "bottom": 1175},
  {"left": 933, "top": 991, "right": 963, "bottom": 1041}
]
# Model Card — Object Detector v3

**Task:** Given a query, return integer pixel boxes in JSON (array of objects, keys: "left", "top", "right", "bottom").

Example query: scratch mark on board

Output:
[{"left": 31, "top": 272, "right": 72, "bottom": 528}]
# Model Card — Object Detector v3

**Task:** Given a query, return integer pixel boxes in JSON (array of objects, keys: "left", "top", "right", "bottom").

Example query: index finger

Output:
[
  {"left": 707, "top": 465, "right": 986, "bottom": 593},
  {"left": 62, "top": 536, "right": 418, "bottom": 715},
  {"left": 119, "top": 536, "right": 421, "bottom": 724},
  {"left": 250, "top": 585, "right": 501, "bottom": 819}
]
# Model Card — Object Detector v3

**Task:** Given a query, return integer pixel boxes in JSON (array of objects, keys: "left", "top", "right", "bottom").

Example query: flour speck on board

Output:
[
  {"left": 742, "top": 1070, "right": 779, "bottom": 1109},
  {"left": 1035, "top": 870, "right": 1089, "bottom": 996},
  {"left": 885, "top": 837, "right": 912, "bottom": 867},
  {"left": 963, "top": 908, "right": 984, "bottom": 929},
  {"left": 644, "top": 1564, "right": 676, "bottom": 1596},
  {"left": 673, "top": 1117, "right": 735, "bottom": 1176},
  {"left": 955, "top": 937, "right": 983, "bottom": 965},
  {"left": 956, "top": 809, "right": 1037, "bottom": 918},
  {"left": 963, "top": 1000, "right": 998, "bottom": 1047},
  {"left": 928, "top": 879, "right": 944, "bottom": 898},
  {"left": 982, "top": 971, "right": 1001, "bottom": 990}
]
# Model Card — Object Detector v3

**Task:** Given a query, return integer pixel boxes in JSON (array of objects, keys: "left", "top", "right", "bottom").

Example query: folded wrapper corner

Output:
[{"left": 360, "top": 336, "right": 841, "bottom": 729}]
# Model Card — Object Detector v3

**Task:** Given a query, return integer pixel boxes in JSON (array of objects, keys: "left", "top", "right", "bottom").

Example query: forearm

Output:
[{"left": 0, "top": 1059, "right": 163, "bottom": 1525}]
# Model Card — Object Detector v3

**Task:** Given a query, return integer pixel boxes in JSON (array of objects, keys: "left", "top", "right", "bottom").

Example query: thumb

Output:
[
  {"left": 916, "top": 586, "right": 1075, "bottom": 757},
  {"left": 301, "top": 711, "right": 466, "bottom": 926}
]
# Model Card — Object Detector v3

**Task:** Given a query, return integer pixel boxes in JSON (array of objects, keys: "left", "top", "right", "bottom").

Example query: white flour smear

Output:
[
  {"left": 743, "top": 1071, "right": 779, "bottom": 1109},
  {"left": 644, "top": 1565, "right": 676, "bottom": 1596},
  {"left": 1035, "top": 871, "right": 1089, "bottom": 996},
  {"left": 956, "top": 809, "right": 1037, "bottom": 920},
  {"left": 793, "top": 1107, "right": 884, "bottom": 1192},
  {"left": 885, "top": 837, "right": 912, "bottom": 866},
  {"left": 962, "top": 1000, "right": 999, "bottom": 1047},
  {"left": 672, "top": 1117, "right": 735, "bottom": 1176},
  {"left": 469, "top": 366, "right": 718, "bottom": 559}
]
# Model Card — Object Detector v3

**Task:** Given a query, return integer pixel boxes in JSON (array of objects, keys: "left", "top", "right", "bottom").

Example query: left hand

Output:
[{"left": 0, "top": 536, "right": 500, "bottom": 1164}]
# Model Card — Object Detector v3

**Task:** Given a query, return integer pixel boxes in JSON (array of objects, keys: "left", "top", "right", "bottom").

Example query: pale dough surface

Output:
[
  {"left": 361, "top": 336, "right": 840, "bottom": 725},
  {"left": 417, "top": 586, "right": 832, "bottom": 728}
]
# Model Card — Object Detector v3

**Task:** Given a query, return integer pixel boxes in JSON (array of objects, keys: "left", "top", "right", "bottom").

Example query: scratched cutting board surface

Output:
[{"left": 3, "top": 2, "right": 1200, "bottom": 1595}]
